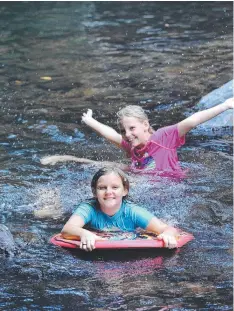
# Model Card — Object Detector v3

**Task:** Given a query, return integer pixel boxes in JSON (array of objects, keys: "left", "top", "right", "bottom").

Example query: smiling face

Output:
[
  {"left": 94, "top": 172, "right": 128, "bottom": 215},
  {"left": 120, "top": 116, "right": 151, "bottom": 148}
]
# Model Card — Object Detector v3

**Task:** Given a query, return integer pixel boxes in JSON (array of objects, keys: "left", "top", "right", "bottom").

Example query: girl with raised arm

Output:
[{"left": 41, "top": 98, "right": 233, "bottom": 175}]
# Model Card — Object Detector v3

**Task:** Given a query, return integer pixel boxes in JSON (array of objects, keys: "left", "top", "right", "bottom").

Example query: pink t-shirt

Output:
[{"left": 121, "top": 124, "right": 185, "bottom": 175}]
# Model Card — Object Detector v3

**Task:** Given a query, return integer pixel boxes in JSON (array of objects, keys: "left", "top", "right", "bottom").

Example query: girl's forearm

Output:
[
  {"left": 187, "top": 102, "right": 229, "bottom": 127},
  {"left": 84, "top": 118, "right": 122, "bottom": 144},
  {"left": 85, "top": 117, "right": 110, "bottom": 134},
  {"left": 40, "top": 155, "right": 97, "bottom": 165},
  {"left": 146, "top": 217, "right": 177, "bottom": 236},
  {"left": 162, "top": 225, "right": 178, "bottom": 236},
  {"left": 178, "top": 101, "right": 231, "bottom": 136},
  {"left": 61, "top": 226, "right": 89, "bottom": 239}
]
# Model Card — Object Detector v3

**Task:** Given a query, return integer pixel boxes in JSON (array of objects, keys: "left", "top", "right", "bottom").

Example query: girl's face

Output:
[
  {"left": 120, "top": 116, "right": 150, "bottom": 147},
  {"left": 95, "top": 172, "right": 128, "bottom": 214}
]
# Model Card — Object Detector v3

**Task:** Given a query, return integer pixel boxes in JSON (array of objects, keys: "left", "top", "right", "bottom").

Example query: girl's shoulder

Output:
[
  {"left": 74, "top": 198, "right": 98, "bottom": 211},
  {"left": 151, "top": 124, "right": 178, "bottom": 137},
  {"left": 123, "top": 200, "right": 145, "bottom": 211}
]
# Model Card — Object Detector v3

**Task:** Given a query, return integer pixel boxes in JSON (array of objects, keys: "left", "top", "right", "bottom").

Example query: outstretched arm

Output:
[
  {"left": 146, "top": 217, "right": 178, "bottom": 249},
  {"left": 40, "top": 155, "right": 98, "bottom": 165},
  {"left": 177, "top": 97, "right": 234, "bottom": 137},
  {"left": 40, "top": 154, "right": 129, "bottom": 170},
  {"left": 82, "top": 109, "right": 122, "bottom": 147},
  {"left": 61, "top": 214, "right": 101, "bottom": 252}
]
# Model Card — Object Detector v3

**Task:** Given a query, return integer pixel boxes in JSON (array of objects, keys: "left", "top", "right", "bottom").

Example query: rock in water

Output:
[
  {"left": 0, "top": 225, "right": 16, "bottom": 257},
  {"left": 196, "top": 80, "right": 233, "bottom": 128}
]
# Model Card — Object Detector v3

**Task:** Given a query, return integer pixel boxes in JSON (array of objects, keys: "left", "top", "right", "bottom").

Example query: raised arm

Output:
[
  {"left": 61, "top": 214, "right": 100, "bottom": 251},
  {"left": 177, "top": 97, "right": 234, "bottom": 137},
  {"left": 82, "top": 109, "right": 122, "bottom": 147},
  {"left": 146, "top": 217, "right": 178, "bottom": 249}
]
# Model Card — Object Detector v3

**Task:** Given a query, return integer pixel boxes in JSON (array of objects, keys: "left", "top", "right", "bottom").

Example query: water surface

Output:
[{"left": 0, "top": 2, "right": 233, "bottom": 311}]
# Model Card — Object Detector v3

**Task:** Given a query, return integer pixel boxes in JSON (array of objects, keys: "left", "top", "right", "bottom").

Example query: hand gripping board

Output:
[{"left": 50, "top": 229, "right": 194, "bottom": 250}]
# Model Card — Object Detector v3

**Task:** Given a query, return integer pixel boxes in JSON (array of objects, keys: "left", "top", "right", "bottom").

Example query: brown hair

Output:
[{"left": 91, "top": 166, "right": 129, "bottom": 198}]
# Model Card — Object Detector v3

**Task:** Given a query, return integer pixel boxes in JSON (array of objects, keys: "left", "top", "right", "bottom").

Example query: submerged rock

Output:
[{"left": 0, "top": 225, "right": 16, "bottom": 257}]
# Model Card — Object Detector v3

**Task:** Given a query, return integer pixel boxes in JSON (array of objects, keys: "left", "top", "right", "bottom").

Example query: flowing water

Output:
[{"left": 0, "top": 2, "right": 233, "bottom": 311}]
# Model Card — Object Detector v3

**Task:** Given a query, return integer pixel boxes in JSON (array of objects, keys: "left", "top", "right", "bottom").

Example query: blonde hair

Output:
[{"left": 116, "top": 105, "right": 153, "bottom": 133}]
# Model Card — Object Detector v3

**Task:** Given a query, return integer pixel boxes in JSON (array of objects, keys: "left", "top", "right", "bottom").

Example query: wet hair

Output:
[
  {"left": 116, "top": 105, "right": 153, "bottom": 133},
  {"left": 91, "top": 166, "right": 129, "bottom": 199}
]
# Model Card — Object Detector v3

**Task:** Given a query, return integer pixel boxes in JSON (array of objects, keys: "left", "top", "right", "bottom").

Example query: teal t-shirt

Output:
[{"left": 73, "top": 200, "right": 154, "bottom": 232}]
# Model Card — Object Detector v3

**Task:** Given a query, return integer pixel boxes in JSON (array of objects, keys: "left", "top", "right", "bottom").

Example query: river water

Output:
[{"left": 0, "top": 2, "right": 233, "bottom": 311}]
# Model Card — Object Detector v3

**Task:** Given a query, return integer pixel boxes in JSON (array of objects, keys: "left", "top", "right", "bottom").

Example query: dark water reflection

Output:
[{"left": 0, "top": 2, "right": 233, "bottom": 311}]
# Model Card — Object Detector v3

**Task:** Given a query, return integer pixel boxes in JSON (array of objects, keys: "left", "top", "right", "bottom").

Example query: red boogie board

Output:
[{"left": 50, "top": 229, "right": 194, "bottom": 250}]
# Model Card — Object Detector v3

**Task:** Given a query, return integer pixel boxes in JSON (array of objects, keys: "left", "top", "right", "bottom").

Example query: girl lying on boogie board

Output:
[{"left": 61, "top": 166, "right": 189, "bottom": 251}]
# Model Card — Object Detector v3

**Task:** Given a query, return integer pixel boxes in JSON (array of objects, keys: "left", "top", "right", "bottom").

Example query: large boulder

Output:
[{"left": 195, "top": 80, "right": 233, "bottom": 128}]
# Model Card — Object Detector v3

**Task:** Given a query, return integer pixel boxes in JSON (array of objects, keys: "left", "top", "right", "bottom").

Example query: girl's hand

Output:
[
  {"left": 157, "top": 233, "right": 177, "bottom": 249},
  {"left": 224, "top": 97, "right": 234, "bottom": 109},
  {"left": 80, "top": 230, "right": 100, "bottom": 252},
  {"left": 82, "top": 109, "right": 93, "bottom": 124}
]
